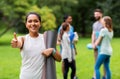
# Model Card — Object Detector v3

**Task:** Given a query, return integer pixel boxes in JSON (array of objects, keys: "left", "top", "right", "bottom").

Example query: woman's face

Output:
[{"left": 26, "top": 14, "right": 41, "bottom": 33}]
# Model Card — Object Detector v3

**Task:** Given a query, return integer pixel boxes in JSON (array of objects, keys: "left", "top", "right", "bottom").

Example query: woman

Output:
[
  {"left": 93, "top": 16, "right": 113, "bottom": 79},
  {"left": 60, "top": 22, "right": 75, "bottom": 79},
  {"left": 57, "top": 15, "right": 78, "bottom": 79},
  {"left": 11, "top": 12, "right": 61, "bottom": 79}
]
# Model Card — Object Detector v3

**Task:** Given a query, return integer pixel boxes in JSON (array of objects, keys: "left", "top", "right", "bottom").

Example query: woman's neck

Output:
[{"left": 29, "top": 32, "right": 39, "bottom": 38}]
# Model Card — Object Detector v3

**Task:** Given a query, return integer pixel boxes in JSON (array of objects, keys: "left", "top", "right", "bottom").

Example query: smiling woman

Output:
[
  {"left": 10, "top": 12, "right": 61, "bottom": 79},
  {"left": 25, "top": 13, "right": 41, "bottom": 37}
]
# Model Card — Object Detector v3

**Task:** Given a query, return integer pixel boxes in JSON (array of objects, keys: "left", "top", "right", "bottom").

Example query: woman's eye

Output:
[
  {"left": 28, "top": 20, "right": 32, "bottom": 23},
  {"left": 34, "top": 20, "right": 39, "bottom": 23},
  {"left": 27, "top": 19, "right": 39, "bottom": 23}
]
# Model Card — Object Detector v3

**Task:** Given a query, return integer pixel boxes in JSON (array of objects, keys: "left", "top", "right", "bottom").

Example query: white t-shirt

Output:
[
  {"left": 20, "top": 34, "right": 46, "bottom": 79},
  {"left": 99, "top": 28, "right": 113, "bottom": 56},
  {"left": 61, "top": 32, "right": 72, "bottom": 62}
]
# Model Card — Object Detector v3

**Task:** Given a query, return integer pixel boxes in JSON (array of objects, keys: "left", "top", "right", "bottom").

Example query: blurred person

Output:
[
  {"left": 91, "top": 9, "right": 106, "bottom": 79},
  {"left": 93, "top": 16, "right": 113, "bottom": 79},
  {"left": 57, "top": 15, "right": 78, "bottom": 79},
  {"left": 60, "top": 22, "right": 76, "bottom": 79}
]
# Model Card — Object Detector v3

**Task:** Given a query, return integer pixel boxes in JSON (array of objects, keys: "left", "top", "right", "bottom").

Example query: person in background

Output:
[
  {"left": 93, "top": 16, "right": 113, "bottom": 79},
  {"left": 57, "top": 14, "right": 78, "bottom": 79},
  {"left": 91, "top": 9, "right": 106, "bottom": 79},
  {"left": 11, "top": 12, "right": 61, "bottom": 79},
  {"left": 60, "top": 22, "right": 75, "bottom": 79}
]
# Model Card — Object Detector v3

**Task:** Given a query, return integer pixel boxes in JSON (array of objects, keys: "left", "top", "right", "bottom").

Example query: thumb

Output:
[{"left": 14, "top": 32, "right": 17, "bottom": 41}]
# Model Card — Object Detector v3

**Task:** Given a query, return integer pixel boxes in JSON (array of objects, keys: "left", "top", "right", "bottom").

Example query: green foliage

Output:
[
  {"left": 37, "top": 0, "right": 78, "bottom": 25},
  {"left": 25, "top": 6, "right": 56, "bottom": 31},
  {"left": 0, "top": 0, "right": 120, "bottom": 37},
  {"left": 96, "top": 0, "right": 120, "bottom": 37},
  {"left": 0, "top": 0, "right": 56, "bottom": 34}
]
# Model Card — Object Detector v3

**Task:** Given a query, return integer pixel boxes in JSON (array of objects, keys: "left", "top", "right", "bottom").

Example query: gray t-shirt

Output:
[
  {"left": 92, "top": 21, "right": 103, "bottom": 40},
  {"left": 99, "top": 28, "right": 113, "bottom": 56}
]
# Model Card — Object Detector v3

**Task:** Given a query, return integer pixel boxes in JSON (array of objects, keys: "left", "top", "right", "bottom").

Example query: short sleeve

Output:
[
  {"left": 92, "top": 24, "right": 95, "bottom": 31},
  {"left": 71, "top": 26, "right": 74, "bottom": 32},
  {"left": 99, "top": 29, "right": 105, "bottom": 37},
  {"left": 68, "top": 26, "right": 74, "bottom": 34}
]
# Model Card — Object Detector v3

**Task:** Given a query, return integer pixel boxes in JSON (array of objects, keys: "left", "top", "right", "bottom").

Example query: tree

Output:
[
  {"left": 25, "top": 6, "right": 56, "bottom": 32},
  {"left": 1, "top": 0, "right": 120, "bottom": 37},
  {"left": 96, "top": 0, "right": 120, "bottom": 37},
  {"left": 36, "top": 0, "right": 78, "bottom": 27},
  {"left": 0, "top": 0, "right": 56, "bottom": 37}
]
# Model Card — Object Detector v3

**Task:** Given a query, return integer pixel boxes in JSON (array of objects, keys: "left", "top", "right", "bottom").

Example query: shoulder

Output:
[
  {"left": 100, "top": 28, "right": 108, "bottom": 36},
  {"left": 70, "top": 25, "right": 74, "bottom": 29},
  {"left": 17, "top": 35, "right": 26, "bottom": 49},
  {"left": 93, "top": 21, "right": 98, "bottom": 26},
  {"left": 92, "top": 21, "right": 97, "bottom": 29},
  {"left": 58, "top": 25, "right": 62, "bottom": 33},
  {"left": 18, "top": 34, "right": 30, "bottom": 42},
  {"left": 58, "top": 25, "right": 62, "bottom": 29},
  {"left": 93, "top": 21, "right": 102, "bottom": 26},
  {"left": 18, "top": 35, "right": 25, "bottom": 40},
  {"left": 38, "top": 33, "right": 45, "bottom": 41},
  {"left": 63, "top": 32, "right": 68, "bottom": 37},
  {"left": 100, "top": 28, "right": 105, "bottom": 33},
  {"left": 101, "top": 28, "right": 107, "bottom": 32}
]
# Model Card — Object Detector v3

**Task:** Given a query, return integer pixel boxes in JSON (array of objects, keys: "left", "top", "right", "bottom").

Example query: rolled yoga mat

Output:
[{"left": 44, "top": 30, "right": 57, "bottom": 79}]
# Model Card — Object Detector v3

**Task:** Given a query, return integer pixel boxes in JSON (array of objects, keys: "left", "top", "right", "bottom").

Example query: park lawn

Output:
[{"left": 0, "top": 33, "right": 120, "bottom": 79}]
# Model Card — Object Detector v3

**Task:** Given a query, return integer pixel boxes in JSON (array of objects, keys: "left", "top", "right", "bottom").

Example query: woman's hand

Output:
[
  {"left": 92, "top": 44, "right": 96, "bottom": 49},
  {"left": 11, "top": 32, "right": 19, "bottom": 48},
  {"left": 42, "top": 48, "right": 53, "bottom": 57},
  {"left": 11, "top": 32, "right": 22, "bottom": 48},
  {"left": 42, "top": 48, "right": 61, "bottom": 62}
]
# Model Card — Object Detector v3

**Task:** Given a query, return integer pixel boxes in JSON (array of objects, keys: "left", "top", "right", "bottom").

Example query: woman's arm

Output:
[
  {"left": 42, "top": 48, "right": 61, "bottom": 62},
  {"left": 94, "top": 36, "right": 103, "bottom": 48},
  {"left": 52, "top": 49, "right": 61, "bottom": 62}
]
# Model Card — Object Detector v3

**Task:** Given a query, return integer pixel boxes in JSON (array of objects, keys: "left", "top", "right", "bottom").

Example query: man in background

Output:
[{"left": 91, "top": 9, "right": 106, "bottom": 79}]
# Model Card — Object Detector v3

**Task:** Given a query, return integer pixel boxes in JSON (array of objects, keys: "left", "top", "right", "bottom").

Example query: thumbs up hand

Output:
[
  {"left": 14, "top": 32, "right": 18, "bottom": 41},
  {"left": 11, "top": 32, "right": 18, "bottom": 48}
]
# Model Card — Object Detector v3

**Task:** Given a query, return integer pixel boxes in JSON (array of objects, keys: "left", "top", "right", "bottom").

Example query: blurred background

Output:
[
  {"left": 0, "top": 0, "right": 120, "bottom": 37},
  {"left": 0, "top": 0, "right": 120, "bottom": 79}
]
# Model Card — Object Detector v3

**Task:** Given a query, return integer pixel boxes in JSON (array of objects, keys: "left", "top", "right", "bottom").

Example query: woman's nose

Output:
[{"left": 31, "top": 21, "right": 35, "bottom": 25}]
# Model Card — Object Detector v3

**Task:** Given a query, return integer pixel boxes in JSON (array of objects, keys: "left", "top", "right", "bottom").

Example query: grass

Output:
[{"left": 0, "top": 33, "right": 120, "bottom": 79}]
